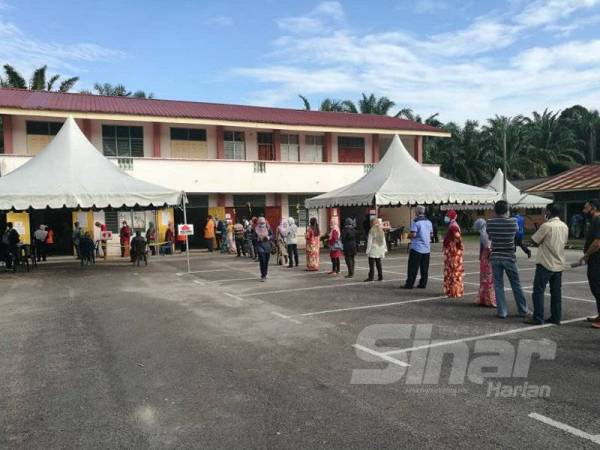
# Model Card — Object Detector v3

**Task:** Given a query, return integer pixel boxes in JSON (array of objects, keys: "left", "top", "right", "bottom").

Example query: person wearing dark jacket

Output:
[
  {"left": 255, "top": 217, "right": 273, "bottom": 281},
  {"left": 341, "top": 218, "right": 357, "bottom": 278}
]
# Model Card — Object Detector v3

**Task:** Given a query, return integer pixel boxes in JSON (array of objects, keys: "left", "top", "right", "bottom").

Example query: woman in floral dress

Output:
[
  {"left": 305, "top": 217, "right": 320, "bottom": 271},
  {"left": 443, "top": 210, "right": 464, "bottom": 298}
]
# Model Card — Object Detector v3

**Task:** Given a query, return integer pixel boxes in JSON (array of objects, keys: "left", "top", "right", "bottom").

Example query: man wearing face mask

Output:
[{"left": 581, "top": 199, "right": 600, "bottom": 327}]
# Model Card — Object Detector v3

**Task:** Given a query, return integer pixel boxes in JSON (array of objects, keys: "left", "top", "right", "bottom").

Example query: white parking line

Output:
[
  {"left": 287, "top": 293, "right": 477, "bottom": 318},
  {"left": 354, "top": 344, "right": 411, "bottom": 368},
  {"left": 529, "top": 412, "right": 600, "bottom": 445},
  {"left": 224, "top": 292, "right": 245, "bottom": 302},
  {"left": 270, "top": 311, "right": 302, "bottom": 324},
  {"left": 177, "top": 268, "right": 231, "bottom": 276},
  {"left": 243, "top": 278, "right": 404, "bottom": 296},
  {"left": 380, "top": 316, "right": 590, "bottom": 356}
]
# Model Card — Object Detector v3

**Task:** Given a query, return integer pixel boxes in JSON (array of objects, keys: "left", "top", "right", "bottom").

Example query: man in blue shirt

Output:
[{"left": 403, "top": 205, "right": 433, "bottom": 289}]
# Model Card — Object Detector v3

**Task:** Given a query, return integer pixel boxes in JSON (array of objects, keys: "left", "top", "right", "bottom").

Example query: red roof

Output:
[
  {"left": 0, "top": 88, "right": 447, "bottom": 134},
  {"left": 527, "top": 164, "right": 600, "bottom": 193}
]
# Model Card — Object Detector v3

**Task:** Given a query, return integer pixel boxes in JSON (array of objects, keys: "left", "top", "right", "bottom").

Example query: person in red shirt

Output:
[{"left": 119, "top": 221, "right": 131, "bottom": 258}]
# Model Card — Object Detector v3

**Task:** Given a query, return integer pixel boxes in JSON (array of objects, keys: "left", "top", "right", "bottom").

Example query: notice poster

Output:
[
  {"left": 161, "top": 209, "right": 170, "bottom": 226},
  {"left": 133, "top": 211, "right": 146, "bottom": 230},
  {"left": 7, "top": 212, "right": 31, "bottom": 244}
]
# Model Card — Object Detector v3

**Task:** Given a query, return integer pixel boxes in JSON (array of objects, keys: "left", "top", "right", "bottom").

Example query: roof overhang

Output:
[{"left": 0, "top": 107, "right": 452, "bottom": 138}]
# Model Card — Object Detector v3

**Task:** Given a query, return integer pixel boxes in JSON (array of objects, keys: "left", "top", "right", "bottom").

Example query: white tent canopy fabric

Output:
[
  {"left": 441, "top": 169, "right": 551, "bottom": 211},
  {"left": 0, "top": 116, "right": 183, "bottom": 210},
  {"left": 305, "top": 135, "right": 500, "bottom": 208}
]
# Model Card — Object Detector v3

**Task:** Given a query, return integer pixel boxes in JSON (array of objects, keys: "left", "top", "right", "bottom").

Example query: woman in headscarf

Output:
[
  {"left": 227, "top": 220, "right": 237, "bottom": 255},
  {"left": 276, "top": 218, "right": 289, "bottom": 265},
  {"left": 255, "top": 217, "right": 273, "bottom": 281},
  {"left": 305, "top": 217, "right": 320, "bottom": 271},
  {"left": 341, "top": 218, "right": 357, "bottom": 278},
  {"left": 365, "top": 218, "right": 387, "bottom": 281},
  {"left": 146, "top": 222, "right": 157, "bottom": 256},
  {"left": 286, "top": 217, "right": 299, "bottom": 268},
  {"left": 327, "top": 218, "right": 343, "bottom": 275},
  {"left": 473, "top": 217, "right": 496, "bottom": 307},
  {"left": 442, "top": 210, "right": 464, "bottom": 297}
]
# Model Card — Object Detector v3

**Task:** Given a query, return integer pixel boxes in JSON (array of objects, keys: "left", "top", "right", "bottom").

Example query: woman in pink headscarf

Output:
[
  {"left": 327, "top": 218, "right": 342, "bottom": 275},
  {"left": 443, "top": 210, "right": 464, "bottom": 298}
]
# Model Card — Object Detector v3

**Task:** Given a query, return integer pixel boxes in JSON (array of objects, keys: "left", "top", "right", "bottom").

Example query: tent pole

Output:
[{"left": 182, "top": 193, "right": 191, "bottom": 274}]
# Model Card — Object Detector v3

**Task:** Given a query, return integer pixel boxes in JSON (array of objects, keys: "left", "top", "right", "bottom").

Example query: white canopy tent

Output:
[
  {"left": 0, "top": 116, "right": 183, "bottom": 210},
  {"left": 305, "top": 135, "right": 500, "bottom": 208},
  {"left": 441, "top": 169, "right": 552, "bottom": 211}
]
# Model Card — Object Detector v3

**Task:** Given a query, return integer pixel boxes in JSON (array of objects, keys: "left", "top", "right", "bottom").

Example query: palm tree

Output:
[
  {"left": 298, "top": 94, "right": 311, "bottom": 111},
  {"left": 80, "top": 82, "right": 154, "bottom": 98},
  {"left": 358, "top": 93, "right": 395, "bottom": 115},
  {"left": 1, "top": 64, "right": 78, "bottom": 92},
  {"left": 558, "top": 105, "right": 600, "bottom": 164},
  {"left": 319, "top": 98, "right": 357, "bottom": 113}
]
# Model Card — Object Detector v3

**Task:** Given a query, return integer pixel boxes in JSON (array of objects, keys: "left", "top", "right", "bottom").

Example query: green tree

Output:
[
  {"left": 358, "top": 93, "right": 395, "bottom": 115},
  {"left": 81, "top": 82, "right": 154, "bottom": 98},
  {"left": 558, "top": 105, "right": 600, "bottom": 164},
  {"left": 1, "top": 64, "right": 78, "bottom": 92}
]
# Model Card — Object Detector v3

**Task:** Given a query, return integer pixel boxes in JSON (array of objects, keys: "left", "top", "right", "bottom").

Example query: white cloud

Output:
[
  {"left": 276, "top": 1, "right": 344, "bottom": 34},
  {"left": 0, "top": 16, "right": 123, "bottom": 79},
  {"left": 204, "top": 15, "right": 234, "bottom": 27},
  {"left": 233, "top": 0, "right": 600, "bottom": 121}
]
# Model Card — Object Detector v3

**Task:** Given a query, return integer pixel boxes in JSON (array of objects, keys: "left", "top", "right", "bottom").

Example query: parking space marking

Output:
[
  {"left": 528, "top": 412, "right": 600, "bottom": 445},
  {"left": 286, "top": 292, "right": 477, "bottom": 318},
  {"left": 224, "top": 292, "right": 245, "bottom": 302},
  {"left": 521, "top": 289, "right": 596, "bottom": 304},
  {"left": 242, "top": 278, "right": 404, "bottom": 296},
  {"left": 177, "top": 268, "right": 231, "bottom": 276},
  {"left": 354, "top": 344, "right": 411, "bottom": 368},
  {"left": 379, "top": 316, "right": 590, "bottom": 357},
  {"left": 270, "top": 311, "right": 303, "bottom": 324}
]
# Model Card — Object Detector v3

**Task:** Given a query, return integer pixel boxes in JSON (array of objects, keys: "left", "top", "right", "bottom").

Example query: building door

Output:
[
  {"left": 265, "top": 207, "right": 282, "bottom": 230},
  {"left": 338, "top": 136, "right": 365, "bottom": 163}
]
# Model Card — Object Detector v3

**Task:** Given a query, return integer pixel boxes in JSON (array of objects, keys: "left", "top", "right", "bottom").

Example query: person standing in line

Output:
[
  {"left": 305, "top": 217, "right": 320, "bottom": 271},
  {"left": 580, "top": 200, "right": 600, "bottom": 328},
  {"left": 255, "top": 217, "right": 273, "bottom": 281},
  {"left": 513, "top": 211, "right": 532, "bottom": 258},
  {"left": 204, "top": 215, "right": 215, "bottom": 252},
  {"left": 341, "top": 218, "right": 357, "bottom": 278},
  {"left": 72, "top": 221, "right": 82, "bottom": 258},
  {"left": 276, "top": 218, "right": 289, "bottom": 265},
  {"left": 328, "top": 218, "right": 342, "bottom": 275},
  {"left": 33, "top": 224, "right": 48, "bottom": 262},
  {"left": 403, "top": 205, "right": 432, "bottom": 289},
  {"left": 473, "top": 218, "right": 496, "bottom": 307},
  {"left": 119, "top": 220, "right": 131, "bottom": 258},
  {"left": 45, "top": 226, "right": 55, "bottom": 256},
  {"left": 227, "top": 220, "right": 237, "bottom": 255},
  {"left": 145, "top": 222, "right": 157, "bottom": 256},
  {"left": 442, "top": 210, "right": 464, "bottom": 297},
  {"left": 487, "top": 200, "right": 530, "bottom": 319},
  {"left": 4, "top": 222, "right": 20, "bottom": 269},
  {"left": 163, "top": 223, "right": 175, "bottom": 255},
  {"left": 364, "top": 218, "right": 386, "bottom": 282},
  {"left": 286, "top": 217, "right": 299, "bottom": 268},
  {"left": 234, "top": 220, "right": 245, "bottom": 257},
  {"left": 131, "top": 230, "right": 148, "bottom": 266},
  {"left": 524, "top": 204, "right": 568, "bottom": 325}
]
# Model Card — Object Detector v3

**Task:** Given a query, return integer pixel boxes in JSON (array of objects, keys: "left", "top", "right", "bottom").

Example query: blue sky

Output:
[{"left": 1, "top": 0, "right": 600, "bottom": 122}]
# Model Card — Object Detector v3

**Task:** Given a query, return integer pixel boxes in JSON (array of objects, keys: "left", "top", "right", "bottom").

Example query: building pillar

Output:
[
  {"left": 324, "top": 132, "right": 333, "bottom": 162},
  {"left": 216, "top": 125, "right": 224, "bottom": 159},
  {"left": 414, "top": 136, "right": 423, "bottom": 163},
  {"left": 372, "top": 134, "right": 380, "bottom": 163},
  {"left": 82, "top": 119, "right": 92, "bottom": 141},
  {"left": 273, "top": 129, "right": 281, "bottom": 161},
  {"left": 2, "top": 115, "right": 13, "bottom": 154},
  {"left": 152, "top": 123, "right": 161, "bottom": 157},
  {"left": 217, "top": 193, "right": 226, "bottom": 207}
]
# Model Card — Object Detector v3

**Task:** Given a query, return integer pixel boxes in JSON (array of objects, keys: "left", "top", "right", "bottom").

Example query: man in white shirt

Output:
[{"left": 525, "top": 204, "right": 569, "bottom": 325}]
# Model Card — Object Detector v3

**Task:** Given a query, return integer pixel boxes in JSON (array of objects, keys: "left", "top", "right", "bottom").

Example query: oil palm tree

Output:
[
  {"left": 558, "top": 105, "right": 600, "bottom": 164},
  {"left": 358, "top": 93, "right": 395, "bottom": 115},
  {"left": 1, "top": 64, "right": 78, "bottom": 92},
  {"left": 80, "top": 82, "right": 154, "bottom": 98}
]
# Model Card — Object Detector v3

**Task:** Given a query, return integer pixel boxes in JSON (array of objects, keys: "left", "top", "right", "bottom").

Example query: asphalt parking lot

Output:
[{"left": 1, "top": 242, "right": 599, "bottom": 449}]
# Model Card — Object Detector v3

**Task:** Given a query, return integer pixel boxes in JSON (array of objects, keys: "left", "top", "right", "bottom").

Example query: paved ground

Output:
[{"left": 1, "top": 242, "right": 599, "bottom": 449}]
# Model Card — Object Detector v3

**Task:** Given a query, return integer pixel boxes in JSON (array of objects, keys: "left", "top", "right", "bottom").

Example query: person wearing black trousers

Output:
[
  {"left": 403, "top": 205, "right": 433, "bottom": 289},
  {"left": 286, "top": 217, "right": 299, "bottom": 267},
  {"left": 341, "top": 218, "right": 357, "bottom": 278}
]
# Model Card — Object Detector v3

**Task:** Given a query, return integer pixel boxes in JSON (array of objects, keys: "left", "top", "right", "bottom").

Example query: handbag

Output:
[{"left": 332, "top": 239, "right": 343, "bottom": 251}]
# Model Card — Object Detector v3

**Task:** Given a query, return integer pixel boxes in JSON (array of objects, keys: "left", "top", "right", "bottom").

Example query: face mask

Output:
[{"left": 444, "top": 216, "right": 451, "bottom": 224}]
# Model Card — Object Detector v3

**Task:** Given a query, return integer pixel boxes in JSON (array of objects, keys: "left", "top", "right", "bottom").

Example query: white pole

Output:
[
  {"left": 182, "top": 193, "right": 191, "bottom": 274},
  {"left": 502, "top": 127, "right": 508, "bottom": 201}
]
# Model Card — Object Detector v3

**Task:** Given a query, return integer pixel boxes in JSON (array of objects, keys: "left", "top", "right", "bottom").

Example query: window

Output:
[
  {"left": 280, "top": 134, "right": 299, "bottom": 161},
  {"left": 257, "top": 132, "right": 274, "bottom": 161},
  {"left": 304, "top": 135, "right": 324, "bottom": 162},
  {"left": 26, "top": 121, "right": 63, "bottom": 155},
  {"left": 170, "top": 127, "right": 207, "bottom": 159},
  {"left": 170, "top": 128, "right": 206, "bottom": 141},
  {"left": 338, "top": 136, "right": 365, "bottom": 163},
  {"left": 26, "top": 121, "right": 62, "bottom": 135},
  {"left": 288, "top": 194, "right": 309, "bottom": 227},
  {"left": 224, "top": 131, "right": 245, "bottom": 160},
  {"left": 102, "top": 125, "right": 144, "bottom": 157}
]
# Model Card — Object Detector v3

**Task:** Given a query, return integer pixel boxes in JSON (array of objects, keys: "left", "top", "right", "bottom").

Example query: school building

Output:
[{"left": 0, "top": 88, "right": 448, "bottom": 249}]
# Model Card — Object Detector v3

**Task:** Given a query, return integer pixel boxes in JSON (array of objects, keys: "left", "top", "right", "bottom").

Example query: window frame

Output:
[
  {"left": 280, "top": 134, "right": 300, "bottom": 162},
  {"left": 304, "top": 134, "right": 324, "bottom": 162},
  {"left": 223, "top": 130, "right": 246, "bottom": 160},
  {"left": 102, "top": 125, "right": 145, "bottom": 158}
]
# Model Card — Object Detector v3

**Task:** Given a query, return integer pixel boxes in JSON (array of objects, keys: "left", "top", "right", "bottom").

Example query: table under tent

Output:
[
  {"left": 0, "top": 117, "right": 188, "bottom": 270},
  {"left": 305, "top": 135, "right": 501, "bottom": 247}
]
